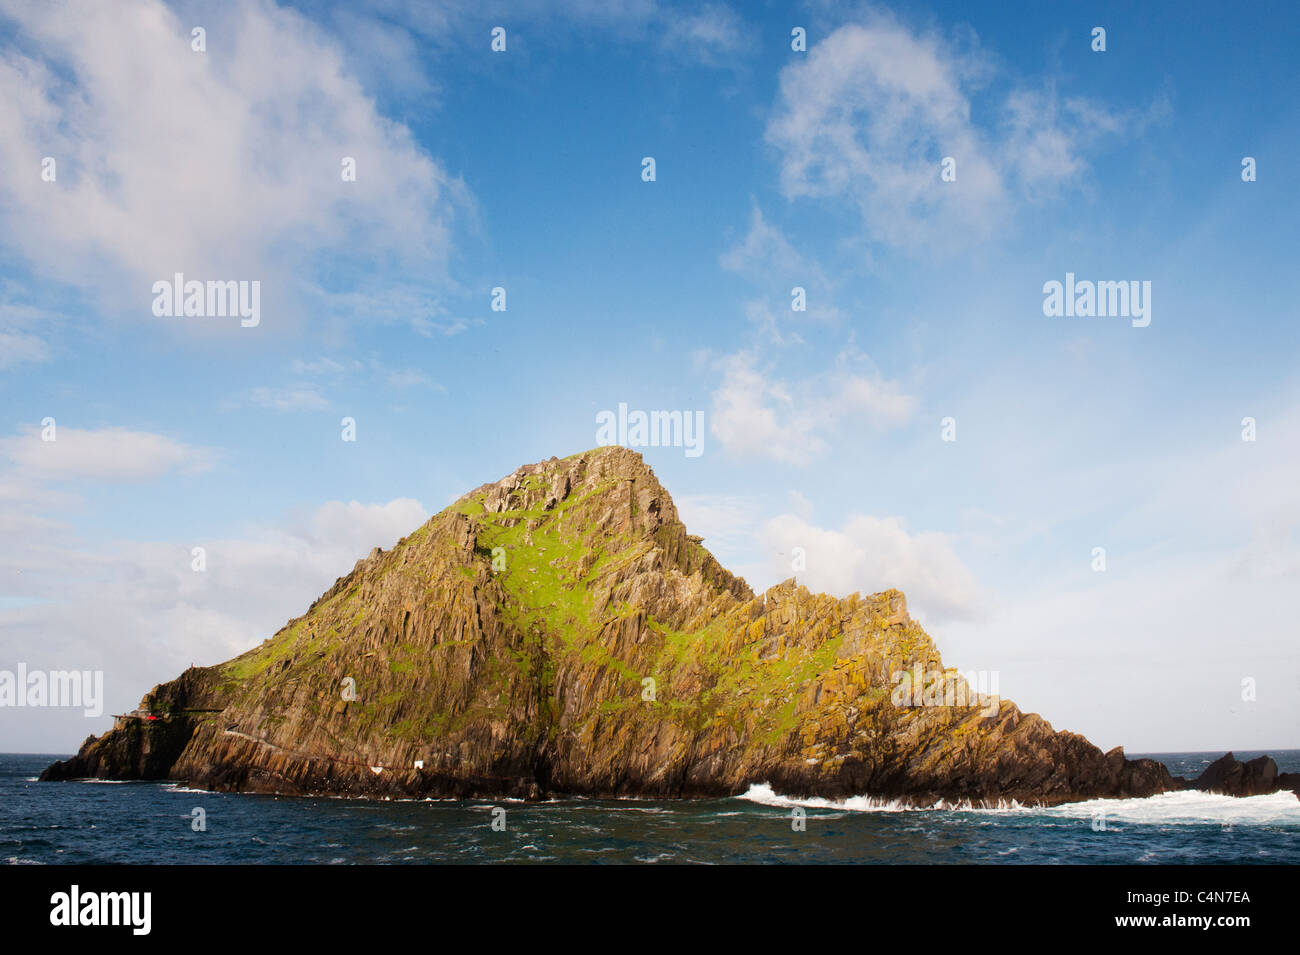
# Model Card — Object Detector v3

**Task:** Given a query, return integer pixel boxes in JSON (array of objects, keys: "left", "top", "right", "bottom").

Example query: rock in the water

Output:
[
  {"left": 39, "top": 446, "right": 1282, "bottom": 807},
  {"left": 1189, "top": 752, "right": 1280, "bottom": 797}
]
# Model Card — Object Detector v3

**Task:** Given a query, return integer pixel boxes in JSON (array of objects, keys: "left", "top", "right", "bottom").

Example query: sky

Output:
[{"left": 0, "top": 0, "right": 1297, "bottom": 755}]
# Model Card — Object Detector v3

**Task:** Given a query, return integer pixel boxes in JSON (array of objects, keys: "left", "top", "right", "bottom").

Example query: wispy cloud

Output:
[
  {"left": 386, "top": 369, "right": 441, "bottom": 390},
  {"left": 289, "top": 357, "right": 356, "bottom": 377},
  {"left": 0, "top": 292, "right": 69, "bottom": 369},
  {"left": 0, "top": 326, "right": 48, "bottom": 368},
  {"left": 0, "top": 425, "right": 217, "bottom": 483},
  {"left": 659, "top": 3, "right": 753, "bottom": 64},
  {"left": 721, "top": 205, "right": 842, "bottom": 340},
  {"left": 411, "top": 315, "right": 479, "bottom": 338},
  {"left": 765, "top": 14, "right": 1132, "bottom": 250},
  {"left": 243, "top": 385, "right": 332, "bottom": 413},
  {"left": 708, "top": 349, "right": 915, "bottom": 463}
]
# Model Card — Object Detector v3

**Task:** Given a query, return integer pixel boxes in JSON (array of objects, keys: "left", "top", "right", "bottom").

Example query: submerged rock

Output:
[{"left": 39, "top": 447, "right": 1288, "bottom": 806}]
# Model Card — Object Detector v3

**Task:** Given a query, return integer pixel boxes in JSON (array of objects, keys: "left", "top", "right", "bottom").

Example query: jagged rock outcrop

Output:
[
  {"left": 1187, "top": 753, "right": 1285, "bottom": 798},
  {"left": 41, "top": 447, "right": 1282, "bottom": 806}
]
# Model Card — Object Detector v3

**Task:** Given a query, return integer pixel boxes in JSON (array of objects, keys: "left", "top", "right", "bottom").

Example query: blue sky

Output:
[{"left": 1, "top": 0, "right": 1297, "bottom": 754}]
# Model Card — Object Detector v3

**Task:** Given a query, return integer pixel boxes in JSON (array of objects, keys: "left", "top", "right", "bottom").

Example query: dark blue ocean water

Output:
[{"left": 3, "top": 751, "right": 1297, "bottom": 864}]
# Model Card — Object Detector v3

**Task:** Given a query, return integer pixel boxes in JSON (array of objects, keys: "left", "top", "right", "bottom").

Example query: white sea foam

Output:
[
  {"left": 739, "top": 783, "right": 924, "bottom": 813},
  {"left": 737, "top": 782, "right": 1300, "bottom": 825},
  {"left": 1031, "top": 790, "right": 1300, "bottom": 826}
]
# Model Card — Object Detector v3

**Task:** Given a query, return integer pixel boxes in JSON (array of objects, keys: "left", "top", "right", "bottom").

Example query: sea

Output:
[{"left": 3, "top": 751, "right": 1297, "bottom": 865}]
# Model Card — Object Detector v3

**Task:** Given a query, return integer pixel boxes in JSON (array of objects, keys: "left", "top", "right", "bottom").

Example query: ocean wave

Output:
[
  {"left": 738, "top": 783, "right": 944, "bottom": 812},
  {"left": 738, "top": 783, "right": 1300, "bottom": 824},
  {"left": 1030, "top": 790, "right": 1300, "bottom": 826}
]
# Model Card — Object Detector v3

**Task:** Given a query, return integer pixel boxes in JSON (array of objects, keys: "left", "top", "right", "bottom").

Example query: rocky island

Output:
[{"left": 41, "top": 447, "right": 1299, "bottom": 806}]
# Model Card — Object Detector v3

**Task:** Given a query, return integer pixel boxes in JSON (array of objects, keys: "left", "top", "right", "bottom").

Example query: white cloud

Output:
[
  {"left": 306, "top": 498, "right": 430, "bottom": 561},
  {"left": 710, "top": 351, "right": 827, "bottom": 463},
  {"left": 0, "top": 327, "right": 47, "bottom": 368},
  {"left": 411, "top": 315, "right": 477, "bottom": 338},
  {"left": 720, "top": 205, "right": 808, "bottom": 276},
  {"left": 0, "top": 426, "right": 216, "bottom": 482},
  {"left": 721, "top": 205, "right": 842, "bottom": 339},
  {"left": 243, "top": 385, "right": 331, "bottom": 412},
  {"left": 0, "top": 492, "right": 429, "bottom": 751},
  {"left": 738, "top": 300, "right": 803, "bottom": 345},
  {"left": 708, "top": 350, "right": 915, "bottom": 463},
  {"left": 836, "top": 373, "right": 915, "bottom": 427},
  {"left": 940, "top": 543, "right": 1300, "bottom": 753},
  {"left": 660, "top": 3, "right": 751, "bottom": 64},
  {"left": 897, "top": 390, "right": 1300, "bottom": 750},
  {"left": 0, "top": 0, "right": 466, "bottom": 325},
  {"left": 761, "top": 512, "right": 986, "bottom": 626},
  {"left": 225, "top": 359, "right": 441, "bottom": 412},
  {"left": 765, "top": 15, "right": 1127, "bottom": 250},
  {"left": 676, "top": 489, "right": 985, "bottom": 627},
  {"left": 322, "top": 0, "right": 753, "bottom": 69},
  {"left": 0, "top": 297, "right": 62, "bottom": 368},
  {"left": 290, "top": 357, "right": 354, "bottom": 376},
  {"left": 386, "top": 369, "right": 438, "bottom": 390},
  {"left": 312, "top": 285, "right": 482, "bottom": 339}
]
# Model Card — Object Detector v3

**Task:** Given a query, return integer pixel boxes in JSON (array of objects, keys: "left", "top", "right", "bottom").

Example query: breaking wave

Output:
[{"left": 738, "top": 783, "right": 1300, "bottom": 825}]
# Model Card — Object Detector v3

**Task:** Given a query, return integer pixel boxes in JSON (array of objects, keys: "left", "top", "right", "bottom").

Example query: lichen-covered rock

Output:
[{"left": 41, "top": 446, "right": 1254, "bottom": 806}]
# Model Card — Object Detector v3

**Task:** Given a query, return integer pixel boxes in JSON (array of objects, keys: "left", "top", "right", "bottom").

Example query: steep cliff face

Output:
[{"left": 43, "top": 446, "right": 1176, "bottom": 805}]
